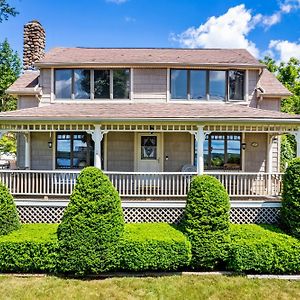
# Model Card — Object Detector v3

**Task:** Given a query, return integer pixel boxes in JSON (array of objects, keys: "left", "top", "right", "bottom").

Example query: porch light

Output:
[
  {"left": 48, "top": 141, "right": 52, "bottom": 149},
  {"left": 242, "top": 143, "right": 246, "bottom": 150}
]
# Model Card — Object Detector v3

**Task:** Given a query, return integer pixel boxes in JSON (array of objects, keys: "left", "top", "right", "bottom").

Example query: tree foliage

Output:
[{"left": 0, "top": 0, "right": 18, "bottom": 23}]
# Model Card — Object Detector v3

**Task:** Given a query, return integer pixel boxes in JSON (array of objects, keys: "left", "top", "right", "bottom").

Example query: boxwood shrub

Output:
[
  {"left": 57, "top": 167, "right": 124, "bottom": 275},
  {"left": 281, "top": 157, "right": 300, "bottom": 238},
  {"left": 0, "top": 224, "right": 58, "bottom": 273},
  {"left": 0, "top": 182, "right": 20, "bottom": 235},
  {"left": 227, "top": 224, "right": 300, "bottom": 274},
  {"left": 181, "top": 175, "right": 230, "bottom": 270},
  {"left": 120, "top": 223, "right": 191, "bottom": 271}
]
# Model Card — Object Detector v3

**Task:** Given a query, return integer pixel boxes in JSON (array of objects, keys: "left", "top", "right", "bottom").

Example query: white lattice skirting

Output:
[{"left": 16, "top": 200, "right": 281, "bottom": 224}]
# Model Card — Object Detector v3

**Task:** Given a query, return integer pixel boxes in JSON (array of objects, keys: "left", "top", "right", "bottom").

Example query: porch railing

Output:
[{"left": 0, "top": 170, "right": 283, "bottom": 198}]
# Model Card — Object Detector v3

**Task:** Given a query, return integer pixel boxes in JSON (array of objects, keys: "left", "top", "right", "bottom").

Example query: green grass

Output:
[
  {"left": 0, "top": 224, "right": 58, "bottom": 242},
  {"left": 0, "top": 275, "right": 299, "bottom": 300}
]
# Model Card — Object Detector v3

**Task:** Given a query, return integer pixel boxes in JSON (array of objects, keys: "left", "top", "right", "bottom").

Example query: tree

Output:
[{"left": 0, "top": 0, "right": 18, "bottom": 23}]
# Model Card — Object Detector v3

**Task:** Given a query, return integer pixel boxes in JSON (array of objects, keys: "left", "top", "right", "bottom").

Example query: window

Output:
[
  {"left": 54, "top": 69, "right": 130, "bottom": 100},
  {"left": 141, "top": 136, "right": 157, "bottom": 160},
  {"left": 170, "top": 69, "right": 245, "bottom": 101},
  {"left": 209, "top": 71, "right": 226, "bottom": 100},
  {"left": 113, "top": 69, "right": 130, "bottom": 99},
  {"left": 56, "top": 132, "right": 94, "bottom": 169},
  {"left": 74, "top": 69, "right": 90, "bottom": 99},
  {"left": 171, "top": 69, "right": 187, "bottom": 99},
  {"left": 194, "top": 133, "right": 241, "bottom": 170},
  {"left": 229, "top": 70, "right": 245, "bottom": 100},
  {"left": 94, "top": 70, "right": 110, "bottom": 99},
  {"left": 55, "top": 70, "right": 72, "bottom": 99}
]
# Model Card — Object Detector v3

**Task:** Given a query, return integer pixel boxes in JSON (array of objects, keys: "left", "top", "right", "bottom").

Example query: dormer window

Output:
[
  {"left": 54, "top": 69, "right": 130, "bottom": 100},
  {"left": 170, "top": 69, "right": 245, "bottom": 101}
]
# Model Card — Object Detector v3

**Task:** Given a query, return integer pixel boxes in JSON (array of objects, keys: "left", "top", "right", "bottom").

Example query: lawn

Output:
[{"left": 0, "top": 275, "right": 299, "bottom": 300}]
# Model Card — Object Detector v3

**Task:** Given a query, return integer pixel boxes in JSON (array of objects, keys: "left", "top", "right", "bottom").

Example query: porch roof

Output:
[{"left": 0, "top": 103, "right": 299, "bottom": 124}]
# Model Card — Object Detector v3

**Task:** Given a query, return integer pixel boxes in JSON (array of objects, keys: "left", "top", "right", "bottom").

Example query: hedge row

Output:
[
  {"left": 227, "top": 224, "right": 300, "bottom": 274},
  {"left": 0, "top": 223, "right": 191, "bottom": 273}
]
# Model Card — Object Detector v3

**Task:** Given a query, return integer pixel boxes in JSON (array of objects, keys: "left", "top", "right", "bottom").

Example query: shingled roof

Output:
[
  {"left": 35, "top": 48, "right": 264, "bottom": 68},
  {"left": 0, "top": 103, "right": 298, "bottom": 123}
]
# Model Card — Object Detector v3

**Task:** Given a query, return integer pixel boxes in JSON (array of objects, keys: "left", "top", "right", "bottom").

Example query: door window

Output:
[{"left": 141, "top": 136, "right": 157, "bottom": 160}]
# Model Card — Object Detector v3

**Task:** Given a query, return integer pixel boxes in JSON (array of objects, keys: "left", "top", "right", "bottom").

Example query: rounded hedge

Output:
[
  {"left": 281, "top": 157, "right": 300, "bottom": 238},
  {"left": 181, "top": 175, "right": 230, "bottom": 270},
  {"left": 0, "top": 183, "right": 20, "bottom": 235},
  {"left": 57, "top": 167, "right": 124, "bottom": 275}
]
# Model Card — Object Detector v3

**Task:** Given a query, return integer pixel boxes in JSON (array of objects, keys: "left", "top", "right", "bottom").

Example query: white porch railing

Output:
[{"left": 0, "top": 170, "right": 283, "bottom": 198}]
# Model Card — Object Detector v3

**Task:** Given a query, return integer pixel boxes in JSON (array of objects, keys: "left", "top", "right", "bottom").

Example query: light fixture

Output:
[
  {"left": 48, "top": 132, "right": 52, "bottom": 149},
  {"left": 242, "top": 143, "right": 246, "bottom": 150}
]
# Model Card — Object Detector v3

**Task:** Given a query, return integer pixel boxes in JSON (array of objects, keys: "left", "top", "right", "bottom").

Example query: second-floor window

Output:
[
  {"left": 54, "top": 69, "right": 130, "bottom": 100},
  {"left": 171, "top": 69, "right": 245, "bottom": 101}
]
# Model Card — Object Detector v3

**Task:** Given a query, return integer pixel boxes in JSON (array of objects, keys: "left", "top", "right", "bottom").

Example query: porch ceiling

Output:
[{"left": 0, "top": 103, "right": 299, "bottom": 124}]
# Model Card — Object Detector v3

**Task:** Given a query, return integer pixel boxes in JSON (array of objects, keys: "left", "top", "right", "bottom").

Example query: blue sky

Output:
[{"left": 0, "top": 0, "right": 300, "bottom": 62}]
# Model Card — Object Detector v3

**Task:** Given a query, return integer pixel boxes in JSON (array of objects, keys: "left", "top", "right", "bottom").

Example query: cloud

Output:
[
  {"left": 106, "top": 0, "right": 128, "bottom": 4},
  {"left": 269, "top": 40, "right": 300, "bottom": 62},
  {"left": 124, "top": 16, "right": 136, "bottom": 22},
  {"left": 171, "top": 4, "right": 260, "bottom": 57},
  {"left": 262, "top": 12, "right": 282, "bottom": 27}
]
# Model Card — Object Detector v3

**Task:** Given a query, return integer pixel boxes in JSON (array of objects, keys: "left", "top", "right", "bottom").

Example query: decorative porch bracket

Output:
[
  {"left": 88, "top": 125, "right": 108, "bottom": 169},
  {"left": 291, "top": 127, "right": 300, "bottom": 157},
  {"left": 191, "top": 126, "right": 211, "bottom": 175}
]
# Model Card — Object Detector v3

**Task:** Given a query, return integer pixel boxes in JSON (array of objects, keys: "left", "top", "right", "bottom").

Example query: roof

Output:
[
  {"left": 0, "top": 103, "right": 299, "bottom": 123},
  {"left": 36, "top": 48, "right": 264, "bottom": 68},
  {"left": 6, "top": 71, "right": 41, "bottom": 95},
  {"left": 259, "top": 70, "right": 292, "bottom": 97}
]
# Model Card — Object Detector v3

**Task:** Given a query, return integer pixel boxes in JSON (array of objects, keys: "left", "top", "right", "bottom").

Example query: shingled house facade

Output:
[{"left": 1, "top": 20, "right": 300, "bottom": 224}]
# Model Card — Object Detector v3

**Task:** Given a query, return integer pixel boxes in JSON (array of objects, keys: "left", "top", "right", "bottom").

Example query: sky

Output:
[{"left": 0, "top": 0, "right": 300, "bottom": 62}]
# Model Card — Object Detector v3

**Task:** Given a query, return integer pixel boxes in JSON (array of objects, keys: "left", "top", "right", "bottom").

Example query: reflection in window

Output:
[
  {"left": 94, "top": 70, "right": 110, "bottom": 99},
  {"left": 209, "top": 71, "right": 226, "bottom": 100},
  {"left": 141, "top": 136, "right": 157, "bottom": 160},
  {"left": 56, "top": 132, "right": 94, "bottom": 169},
  {"left": 171, "top": 69, "right": 187, "bottom": 99},
  {"left": 194, "top": 134, "right": 241, "bottom": 170},
  {"left": 74, "top": 70, "right": 90, "bottom": 99},
  {"left": 190, "top": 70, "right": 206, "bottom": 100},
  {"left": 229, "top": 70, "right": 244, "bottom": 100},
  {"left": 113, "top": 69, "right": 130, "bottom": 99},
  {"left": 55, "top": 70, "right": 72, "bottom": 99}
]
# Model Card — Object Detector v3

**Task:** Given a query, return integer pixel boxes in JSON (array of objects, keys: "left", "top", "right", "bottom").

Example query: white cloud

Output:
[
  {"left": 124, "top": 16, "right": 136, "bottom": 22},
  {"left": 171, "top": 4, "right": 260, "bottom": 57},
  {"left": 262, "top": 12, "right": 282, "bottom": 27},
  {"left": 106, "top": 0, "right": 128, "bottom": 4},
  {"left": 269, "top": 40, "right": 300, "bottom": 62}
]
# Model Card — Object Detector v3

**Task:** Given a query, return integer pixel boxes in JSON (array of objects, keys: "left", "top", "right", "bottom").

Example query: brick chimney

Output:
[{"left": 23, "top": 20, "right": 45, "bottom": 70}]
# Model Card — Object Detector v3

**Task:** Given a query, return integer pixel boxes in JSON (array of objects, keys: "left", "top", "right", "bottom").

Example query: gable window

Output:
[
  {"left": 170, "top": 69, "right": 245, "bottom": 101},
  {"left": 194, "top": 133, "right": 241, "bottom": 170},
  {"left": 56, "top": 132, "right": 94, "bottom": 169},
  {"left": 54, "top": 69, "right": 130, "bottom": 100}
]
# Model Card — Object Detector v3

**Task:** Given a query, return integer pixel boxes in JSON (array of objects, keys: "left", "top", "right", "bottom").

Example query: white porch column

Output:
[
  {"left": 294, "top": 128, "right": 300, "bottom": 157},
  {"left": 91, "top": 125, "right": 103, "bottom": 169},
  {"left": 266, "top": 134, "right": 273, "bottom": 173},
  {"left": 195, "top": 126, "right": 206, "bottom": 175},
  {"left": 24, "top": 132, "right": 30, "bottom": 169}
]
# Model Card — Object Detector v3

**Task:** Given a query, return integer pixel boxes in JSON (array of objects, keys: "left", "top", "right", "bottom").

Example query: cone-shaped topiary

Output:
[
  {"left": 281, "top": 158, "right": 300, "bottom": 238},
  {"left": 181, "top": 175, "right": 230, "bottom": 270},
  {"left": 57, "top": 167, "right": 124, "bottom": 275},
  {"left": 0, "top": 182, "right": 20, "bottom": 235}
]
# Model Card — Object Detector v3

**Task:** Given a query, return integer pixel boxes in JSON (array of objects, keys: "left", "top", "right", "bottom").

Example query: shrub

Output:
[
  {"left": 281, "top": 157, "right": 300, "bottom": 238},
  {"left": 181, "top": 175, "right": 230, "bottom": 270},
  {"left": 0, "top": 182, "right": 20, "bottom": 235},
  {"left": 228, "top": 224, "right": 300, "bottom": 274},
  {"left": 120, "top": 223, "right": 191, "bottom": 271},
  {"left": 0, "top": 224, "right": 58, "bottom": 273},
  {"left": 57, "top": 167, "right": 124, "bottom": 275}
]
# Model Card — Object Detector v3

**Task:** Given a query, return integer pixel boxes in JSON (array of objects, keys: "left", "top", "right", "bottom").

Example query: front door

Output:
[{"left": 136, "top": 133, "right": 162, "bottom": 172}]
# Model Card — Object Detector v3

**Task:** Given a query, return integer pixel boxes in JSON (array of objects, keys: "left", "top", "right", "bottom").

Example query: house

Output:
[{"left": 1, "top": 20, "right": 299, "bottom": 224}]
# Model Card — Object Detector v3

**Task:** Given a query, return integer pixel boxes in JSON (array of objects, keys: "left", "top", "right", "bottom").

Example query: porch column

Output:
[
  {"left": 195, "top": 126, "right": 206, "bottom": 175},
  {"left": 24, "top": 132, "right": 30, "bottom": 169},
  {"left": 294, "top": 128, "right": 300, "bottom": 157},
  {"left": 266, "top": 134, "right": 273, "bottom": 173},
  {"left": 92, "top": 125, "right": 103, "bottom": 169}
]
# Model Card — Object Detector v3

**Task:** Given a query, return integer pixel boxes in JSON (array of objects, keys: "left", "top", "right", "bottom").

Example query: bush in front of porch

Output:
[
  {"left": 57, "top": 167, "right": 124, "bottom": 275},
  {"left": 281, "top": 157, "right": 300, "bottom": 238},
  {"left": 181, "top": 175, "right": 230, "bottom": 270},
  {"left": 0, "top": 182, "right": 20, "bottom": 235}
]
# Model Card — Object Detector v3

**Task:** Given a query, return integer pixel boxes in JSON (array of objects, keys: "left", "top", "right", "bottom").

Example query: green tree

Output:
[
  {"left": 0, "top": 0, "right": 18, "bottom": 23},
  {"left": 260, "top": 56, "right": 300, "bottom": 169}
]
